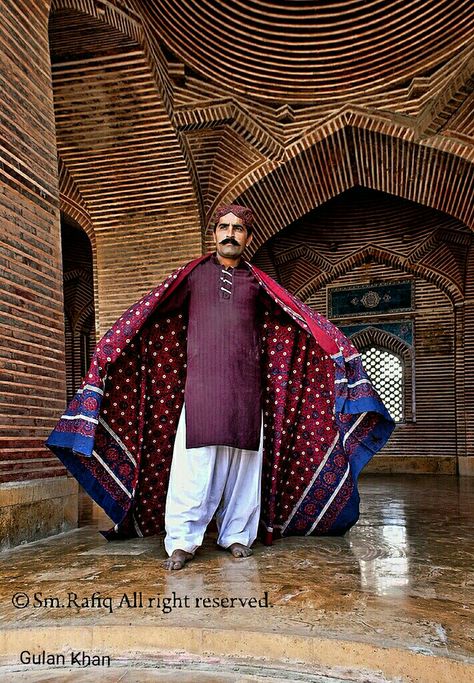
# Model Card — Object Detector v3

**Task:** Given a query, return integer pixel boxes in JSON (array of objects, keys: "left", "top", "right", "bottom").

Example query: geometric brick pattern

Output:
[
  {"left": 0, "top": 0, "right": 65, "bottom": 483},
  {"left": 145, "top": 0, "right": 474, "bottom": 105},
  {"left": 255, "top": 188, "right": 471, "bottom": 302}
]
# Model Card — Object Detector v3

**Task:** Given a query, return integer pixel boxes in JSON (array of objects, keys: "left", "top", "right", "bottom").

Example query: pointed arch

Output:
[
  {"left": 297, "top": 244, "right": 463, "bottom": 304},
  {"left": 58, "top": 159, "right": 94, "bottom": 248},
  {"left": 209, "top": 112, "right": 473, "bottom": 253},
  {"left": 48, "top": 0, "right": 202, "bottom": 325}
]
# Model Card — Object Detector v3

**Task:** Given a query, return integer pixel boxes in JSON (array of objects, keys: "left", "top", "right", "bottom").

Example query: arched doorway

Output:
[
  {"left": 61, "top": 214, "right": 97, "bottom": 525},
  {"left": 253, "top": 187, "right": 472, "bottom": 470},
  {"left": 61, "top": 215, "right": 96, "bottom": 403}
]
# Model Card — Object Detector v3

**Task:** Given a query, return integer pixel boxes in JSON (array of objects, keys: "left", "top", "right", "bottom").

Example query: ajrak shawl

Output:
[{"left": 46, "top": 254, "right": 394, "bottom": 543}]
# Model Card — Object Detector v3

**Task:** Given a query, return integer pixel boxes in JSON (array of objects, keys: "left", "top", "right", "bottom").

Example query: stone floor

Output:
[{"left": 0, "top": 475, "right": 473, "bottom": 683}]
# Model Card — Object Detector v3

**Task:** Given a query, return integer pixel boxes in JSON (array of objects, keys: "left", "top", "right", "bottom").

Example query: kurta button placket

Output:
[{"left": 220, "top": 265, "right": 233, "bottom": 300}]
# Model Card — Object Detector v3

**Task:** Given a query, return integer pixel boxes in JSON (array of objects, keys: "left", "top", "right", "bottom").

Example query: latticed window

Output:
[{"left": 361, "top": 347, "right": 404, "bottom": 422}]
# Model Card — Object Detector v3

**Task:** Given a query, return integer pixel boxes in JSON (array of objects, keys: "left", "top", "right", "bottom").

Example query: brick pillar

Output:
[
  {"left": 0, "top": 0, "right": 78, "bottom": 548},
  {"left": 454, "top": 302, "right": 466, "bottom": 459},
  {"left": 460, "top": 243, "right": 474, "bottom": 475}
]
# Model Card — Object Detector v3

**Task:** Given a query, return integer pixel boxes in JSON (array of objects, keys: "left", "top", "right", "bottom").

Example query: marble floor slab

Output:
[{"left": 0, "top": 474, "right": 472, "bottom": 682}]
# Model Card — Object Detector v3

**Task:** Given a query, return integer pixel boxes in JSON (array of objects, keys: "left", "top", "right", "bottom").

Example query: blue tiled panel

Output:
[{"left": 329, "top": 280, "right": 413, "bottom": 317}]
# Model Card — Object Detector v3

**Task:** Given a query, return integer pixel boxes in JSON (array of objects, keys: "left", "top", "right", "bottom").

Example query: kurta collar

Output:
[{"left": 211, "top": 252, "right": 247, "bottom": 270}]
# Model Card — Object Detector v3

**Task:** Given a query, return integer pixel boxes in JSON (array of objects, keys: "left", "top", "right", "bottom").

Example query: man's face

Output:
[{"left": 213, "top": 212, "right": 253, "bottom": 260}]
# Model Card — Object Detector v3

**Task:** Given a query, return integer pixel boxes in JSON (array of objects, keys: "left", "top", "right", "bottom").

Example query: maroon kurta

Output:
[
  {"left": 154, "top": 254, "right": 263, "bottom": 449},
  {"left": 183, "top": 254, "right": 262, "bottom": 450}
]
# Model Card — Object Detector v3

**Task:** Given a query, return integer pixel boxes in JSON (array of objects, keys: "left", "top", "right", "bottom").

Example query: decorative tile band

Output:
[{"left": 328, "top": 280, "right": 413, "bottom": 318}]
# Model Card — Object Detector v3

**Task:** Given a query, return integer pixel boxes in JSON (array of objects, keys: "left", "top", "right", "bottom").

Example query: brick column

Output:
[
  {"left": 0, "top": 0, "right": 78, "bottom": 548},
  {"left": 459, "top": 243, "right": 474, "bottom": 474}
]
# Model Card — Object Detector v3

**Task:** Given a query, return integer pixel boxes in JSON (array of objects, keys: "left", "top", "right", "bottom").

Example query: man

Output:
[
  {"left": 46, "top": 204, "right": 394, "bottom": 571},
  {"left": 162, "top": 206, "right": 264, "bottom": 569}
]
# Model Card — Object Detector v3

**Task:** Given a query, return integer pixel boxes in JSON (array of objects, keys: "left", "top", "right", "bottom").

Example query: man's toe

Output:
[
  {"left": 164, "top": 559, "right": 181, "bottom": 570},
  {"left": 230, "top": 544, "right": 252, "bottom": 557}
]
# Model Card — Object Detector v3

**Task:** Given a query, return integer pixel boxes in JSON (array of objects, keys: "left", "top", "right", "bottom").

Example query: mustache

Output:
[{"left": 220, "top": 238, "right": 240, "bottom": 246}]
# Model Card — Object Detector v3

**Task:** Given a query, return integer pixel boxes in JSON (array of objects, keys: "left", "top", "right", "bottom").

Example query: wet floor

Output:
[{"left": 0, "top": 475, "right": 473, "bottom": 681}]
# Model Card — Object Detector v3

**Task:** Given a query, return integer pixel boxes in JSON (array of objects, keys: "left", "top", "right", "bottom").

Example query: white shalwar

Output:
[{"left": 164, "top": 406, "right": 263, "bottom": 556}]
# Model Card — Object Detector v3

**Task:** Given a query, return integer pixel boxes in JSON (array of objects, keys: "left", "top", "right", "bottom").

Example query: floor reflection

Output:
[{"left": 350, "top": 502, "right": 409, "bottom": 596}]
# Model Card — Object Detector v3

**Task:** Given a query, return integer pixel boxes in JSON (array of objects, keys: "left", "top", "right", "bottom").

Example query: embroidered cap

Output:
[{"left": 213, "top": 204, "right": 255, "bottom": 234}]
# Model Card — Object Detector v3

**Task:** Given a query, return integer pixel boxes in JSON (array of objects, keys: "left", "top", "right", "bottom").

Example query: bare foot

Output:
[
  {"left": 228, "top": 542, "right": 253, "bottom": 558},
  {"left": 163, "top": 549, "right": 193, "bottom": 570}
]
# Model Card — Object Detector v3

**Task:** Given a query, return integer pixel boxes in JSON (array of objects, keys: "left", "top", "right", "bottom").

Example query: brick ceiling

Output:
[
  {"left": 144, "top": 0, "right": 473, "bottom": 102},
  {"left": 49, "top": 0, "right": 474, "bottom": 248}
]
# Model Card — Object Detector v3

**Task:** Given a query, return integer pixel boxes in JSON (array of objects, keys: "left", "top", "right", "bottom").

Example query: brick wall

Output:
[
  {"left": 463, "top": 246, "right": 474, "bottom": 458},
  {"left": 308, "top": 265, "right": 456, "bottom": 459},
  {"left": 0, "top": 0, "right": 66, "bottom": 484},
  {"left": 49, "top": 3, "right": 202, "bottom": 335}
]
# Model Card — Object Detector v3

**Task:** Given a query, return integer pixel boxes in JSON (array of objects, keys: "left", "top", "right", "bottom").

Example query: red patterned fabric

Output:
[{"left": 47, "top": 253, "right": 394, "bottom": 542}]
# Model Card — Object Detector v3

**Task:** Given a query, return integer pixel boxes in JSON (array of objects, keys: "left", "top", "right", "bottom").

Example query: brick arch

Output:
[
  {"left": 62, "top": 225, "right": 96, "bottom": 399},
  {"left": 58, "top": 159, "right": 94, "bottom": 247},
  {"left": 49, "top": 0, "right": 202, "bottom": 326},
  {"left": 63, "top": 267, "right": 92, "bottom": 283},
  {"left": 60, "top": 205, "right": 99, "bottom": 329},
  {"left": 350, "top": 326, "right": 415, "bottom": 422},
  {"left": 351, "top": 326, "right": 413, "bottom": 358},
  {"left": 49, "top": 0, "right": 143, "bottom": 43},
  {"left": 75, "top": 301, "right": 95, "bottom": 333},
  {"left": 212, "top": 116, "right": 473, "bottom": 253},
  {"left": 298, "top": 245, "right": 463, "bottom": 304},
  {"left": 49, "top": 0, "right": 175, "bottom": 116}
]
